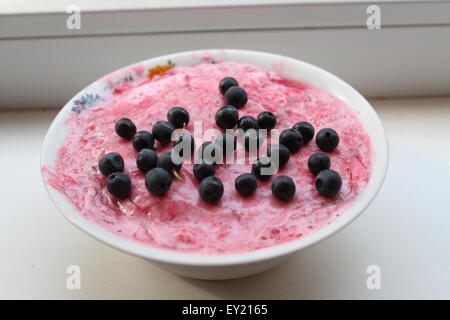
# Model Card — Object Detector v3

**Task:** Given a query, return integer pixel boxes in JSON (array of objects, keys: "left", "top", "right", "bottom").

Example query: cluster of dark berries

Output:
[
  {"left": 216, "top": 77, "right": 342, "bottom": 201},
  {"left": 98, "top": 76, "right": 343, "bottom": 203},
  {"left": 98, "top": 106, "right": 192, "bottom": 198}
]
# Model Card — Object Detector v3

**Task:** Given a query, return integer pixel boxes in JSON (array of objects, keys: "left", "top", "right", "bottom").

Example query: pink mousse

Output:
[{"left": 43, "top": 61, "right": 372, "bottom": 255}]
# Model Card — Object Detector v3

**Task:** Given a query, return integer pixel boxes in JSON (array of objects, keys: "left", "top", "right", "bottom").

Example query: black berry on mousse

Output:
[
  {"left": 316, "top": 128, "right": 340, "bottom": 152},
  {"left": 115, "top": 118, "right": 136, "bottom": 140},
  {"left": 132, "top": 130, "right": 154, "bottom": 151},
  {"left": 215, "top": 105, "right": 239, "bottom": 129},
  {"left": 224, "top": 86, "right": 248, "bottom": 109},
  {"left": 167, "top": 106, "right": 190, "bottom": 128},
  {"left": 136, "top": 148, "right": 158, "bottom": 173},
  {"left": 267, "top": 144, "right": 291, "bottom": 168},
  {"left": 307, "top": 152, "right": 331, "bottom": 175},
  {"left": 219, "top": 77, "right": 239, "bottom": 95},
  {"left": 315, "top": 169, "right": 342, "bottom": 197},
  {"left": 257, "top": 111, "right": 277, "bottom": 131},
  {"left": 235, "top": 173, "right": 258, "bottom": 196},
  {"left": 106, "top": 172, "right": 132, "bottom": 199},
  {"left": 152, "top": 120, "right": 175, "bottom": 144},
  {"left": 279, "top": 128, "right": 303, "bottom": 153},
  {"left": 193, "top": 162, "right": 215, "bottom": 182},
  {"left": 271, "top": 175, "right": 296, "bottom": 201},
  {"left": 199, "top": 176, "right": 224, "bottom": 204},
  {"left": 145, "top": 167, "right": 172, "bottom": 196},
  {"left": 293, "top": 121, "right": 315, "bottom": 144},
  {"left": 99, "top": 152, "right": 124, "bottom": 176}
]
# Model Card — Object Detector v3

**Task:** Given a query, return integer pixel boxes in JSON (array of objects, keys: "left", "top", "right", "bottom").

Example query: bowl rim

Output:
[{"left": 41, "top": 49, "right": 389, "bottom": 266}]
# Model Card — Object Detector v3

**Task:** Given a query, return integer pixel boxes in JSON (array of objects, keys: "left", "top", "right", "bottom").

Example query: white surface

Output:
[
  {"left": 40, "top": 49, "right": 388, "bottom": 280},
  {"left": 0, "top": 97, "right": 449, "bottom": 298}
]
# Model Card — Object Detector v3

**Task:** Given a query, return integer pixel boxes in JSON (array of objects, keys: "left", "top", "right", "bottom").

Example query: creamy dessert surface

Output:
[{"left": 43, "top": 61, "right": 372, "bottom": 254}]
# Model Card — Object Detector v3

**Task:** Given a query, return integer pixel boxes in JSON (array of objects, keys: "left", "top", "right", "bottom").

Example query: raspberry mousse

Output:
[{"left": 42, "top": 61, "right": 372, "bottom": 255}]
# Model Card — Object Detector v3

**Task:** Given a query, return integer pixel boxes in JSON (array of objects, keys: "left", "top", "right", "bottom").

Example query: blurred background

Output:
[{"left": 1, "top": 0, "right": 450, "bottom": 109}]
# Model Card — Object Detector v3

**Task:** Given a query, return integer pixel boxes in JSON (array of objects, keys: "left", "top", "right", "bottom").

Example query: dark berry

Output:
[
  {"left": 157, "top": 151, "right": 182, "bottom": 176},
  {"left": 271, "top": 175, "right": 296, "bottom": 201},
  {"left": 316, "top": 128, "right": 340, "bottom": 152},
  {"left": 315, "top": 169, "right": 342, "bottom": 197},
  {"left": 193, "top": 162, "right": 215, "bottom": 182},
  {"left": 98, "top": 152, "right": 124, "bottom": 176},
  {"left": 198, "top": 142, "right": 222, "bottom": 164},
  {"left": 215, "top": 105, "right": 239, "bottom": 129},
  {"left": 224, "top": 86, "right": 248, "bottom": 109},
  {"left": 237, "top": 116, "right": 258, "bottom": 132},
  {"left": 243, "top": 129, "right": 264, "bottom": 152},
  {"left": 293, "top": 121, "right": 315, "bottom": 144},
  {"left": 152, "top": 120, "right": 175, "bottom": 144},
  {"left": 267, "top": 144, "right": 291, "bottom": 168},
  {"left": 279, "top": 128, "right": 303, "bottom": 153},
  {"left": 114, "top": 118, "right": 136, "bottom": 140},
  {"left": 132, "top": 130, "right": 154, "bottom": 151},
  {"left": 145, "top": 168, "right": 172, "bottom": 196},
  {"left": 257, "top": 111, "right": 277, "bottom": 130},
  {"left": 106, "top": 172, "right": 132, "bottom": 199},
  {"left": 252, "top": 156, "right": 275, "bottom": 181},
  {"left": 136, "top": 149, "right": 158, "bottom": 173},
  {"left": 235, "top": 173, "right": 257, "bottom": 196},
  {"left": 215, "top": 133, "right": 236, "bottom": 157},
  {"left": 219, "top": 77, "right": 239, "bottom": 95},
  {"left": 167, "top": 106, "right": 189, "bottom": 128},
  {"left": 173, "top": 132, "right": 195, "bottom": 158},
  {"left": 308, "top": 152, "right": 330, "bottom": 175},
  {"left": 199, "top": 176, "right": 224, "bottom": 204}
]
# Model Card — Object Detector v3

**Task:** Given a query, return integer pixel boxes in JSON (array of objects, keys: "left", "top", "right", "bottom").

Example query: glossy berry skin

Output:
[
  {"left": 215, "top": 133, "right": 236, "bottom": 156},
  {"left": 219, "top": 77, "right": 239, "bottom": 95},
  {"left": 199, "top": 176, "right": 224, "bottom": 204},
  {"left": 237, "top": 116, "right": 259, "bottom": 132},
  {"left": 114, "top": 118, "right": 136, "bottom": 140},
  {"left": 106, "top": 172, "right": 132, "bottom": 199},
  {"left": 308, "top": 152, "right": 330, "bottom": 175},
  {"left": 315, "top": 169, "right": 342, "bottom": 197},
  {"left": 152, "top": 120, "right": 175, "bottom": 144},
  {"left": 235, "top": 173, "right": 258, "bottom": 196},
  {"left": 243, "top": 129, "right": 264, "bottom": 152},
  {"left": 193, "top": 162, "right": 215, "bottom": 182},
  {"left": 167, "top": 106, "right": 190, "bottom": 128},
  {"left": 145, "top": 168, "right": 172, "bottom": 196},
  {"left": 267, "top": 144, "right": 291, "bottom": 168},
  {"left": 271, "top": 175, "right": 296, "bottom": 201},
  {"left": 293, "top": 121, "right": 315, "bottom": 144},
  {"left": 157, "top": 151, "right": 182, "bottom": 175},
  {"left": 279, "top": 128, "right": 303, "bottom": 153},
  {"left": 198, "top": 141, "right": 222, "bottom": 164},
  {"left": 99, "top": 152, "right": 124, "bottom": 176},
  {"left": 316, "top": 128, "right": 340, "bottom": 152},
  {"left": 132, "top": 130, "right": 154, "bottom": 151},
  {"left": 224, "top": 86, "right": 248, "bottom": 109},
  {"left": 257, "top": 111, "right": 277, "bottom": 130},
  {"left": 136, "top": 149, "right": 158, "bottom": 173},
  {"left": 251, "top": 156, "right": 274, "bottom": 181},
  {"left": 215, "top": 105, "right": 239, "bottom": 129},
  {"left": 173, "top": 132, "right": 195, "bottom": 157}
]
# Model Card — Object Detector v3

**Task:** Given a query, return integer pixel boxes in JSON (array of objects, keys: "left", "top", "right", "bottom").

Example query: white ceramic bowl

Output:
[{"left": 41, "top": 49, "right": 388, "bottom": 280}]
